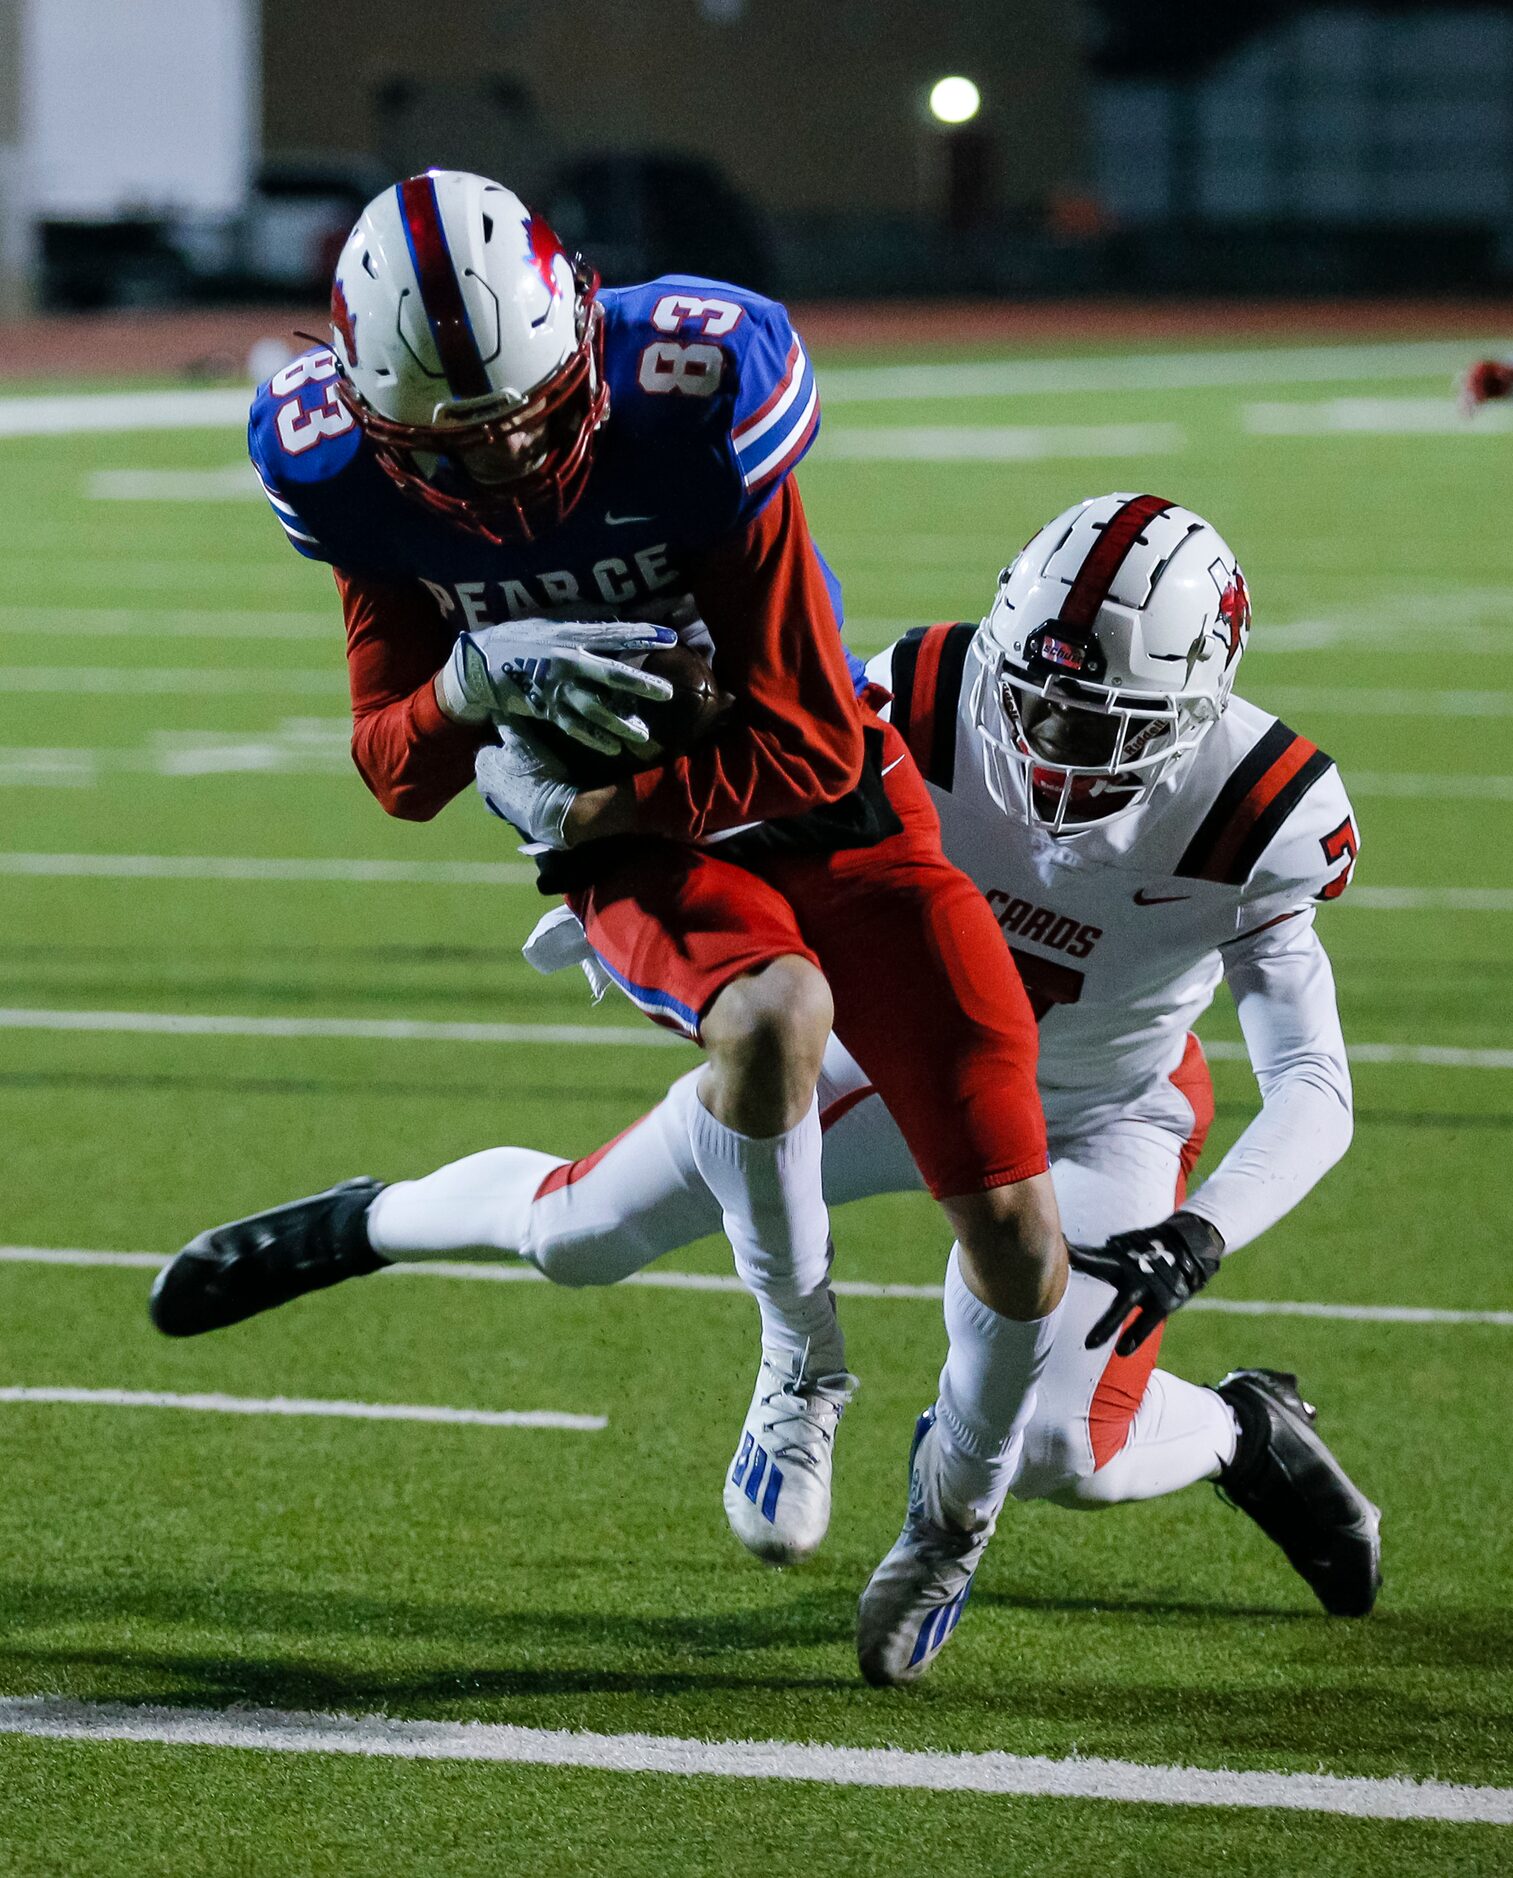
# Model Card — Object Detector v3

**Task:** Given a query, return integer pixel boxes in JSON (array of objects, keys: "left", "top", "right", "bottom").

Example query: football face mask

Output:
[
  {"left": 970, "top": 493, "right": 1251, "bottom": 837},
  {"left": 339, "top": 291, "right": 607, "bottom": 545}
]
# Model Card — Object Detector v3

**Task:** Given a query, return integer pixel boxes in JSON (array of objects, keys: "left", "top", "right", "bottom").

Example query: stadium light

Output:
[{"left": 928, "top": 76, "right": 981, "bottom": 126}]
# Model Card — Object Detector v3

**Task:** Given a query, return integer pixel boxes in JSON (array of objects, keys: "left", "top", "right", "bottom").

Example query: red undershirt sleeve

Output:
[
  {"left": 335, "top": 568, "right": 492, "bottom": 821},
  {"left": 627, "top": 478, "right": 865, "bottom": 841}
]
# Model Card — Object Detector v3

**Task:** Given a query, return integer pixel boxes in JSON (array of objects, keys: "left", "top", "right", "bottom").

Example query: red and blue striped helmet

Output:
[{"left": 328, "top": 170, "right": 607, "bottom": 541}]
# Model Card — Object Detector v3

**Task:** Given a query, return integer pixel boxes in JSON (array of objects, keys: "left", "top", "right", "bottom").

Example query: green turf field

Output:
[{"left": 1, "top": 335, "right": 1510, "bottom": 1874}]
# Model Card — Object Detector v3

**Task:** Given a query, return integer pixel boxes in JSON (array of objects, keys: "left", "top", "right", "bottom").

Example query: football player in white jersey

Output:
[{"left": 151, "top": 493, "right": 1380, "bottom": 1686}]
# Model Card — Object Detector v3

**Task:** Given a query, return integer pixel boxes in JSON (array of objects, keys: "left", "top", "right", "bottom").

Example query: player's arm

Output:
[
  {"left": 1078, "top": 782, "right": 1359, "bottom": 1353},
  {"left": 1182, "top": 907, "right": 1353, "bottom": 1252},
  {"left": 339, "top": 569, "right": 496, "bottom": 820},
  {"left": 561, "top": 478, "right": 865, "bottom": 845},
  {"left": 1075, "top": 916, "right": 1353, "bottom": 1355}
]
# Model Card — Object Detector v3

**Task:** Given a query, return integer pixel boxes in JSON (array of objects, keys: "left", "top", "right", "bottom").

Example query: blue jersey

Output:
[{"left": 249, "top": 275, "right": 860, "bottom": 683}]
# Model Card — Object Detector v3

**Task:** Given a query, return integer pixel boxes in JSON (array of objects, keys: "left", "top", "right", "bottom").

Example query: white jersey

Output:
[{"left": 870, "top": 625, "right": 1360, "bottom": 1248}]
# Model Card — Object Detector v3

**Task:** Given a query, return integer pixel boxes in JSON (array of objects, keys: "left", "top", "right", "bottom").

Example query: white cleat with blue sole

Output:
[{"left": 856, "top": 1407, "right": 994, "bottom": 1686}]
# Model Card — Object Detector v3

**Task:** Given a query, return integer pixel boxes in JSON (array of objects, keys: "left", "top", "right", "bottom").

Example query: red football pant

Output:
[{"left": 568, "top": 720, "right": 1047, "bottom": 1200}]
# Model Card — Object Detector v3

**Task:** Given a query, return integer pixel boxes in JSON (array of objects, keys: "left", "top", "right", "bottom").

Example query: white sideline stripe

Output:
[
  {"left": 0, "top": 389, "right": 252, "bottom": 437},
  {"left": 1245, "top": 396, "right": 1513, "bottom": 436},
  {"left": 6, "top": 854, "right": 1512, "bottom": 906},
  {"left": 820, "top": 340, "right": 1500, "bottom": 404},
  {"left": 0, "top": 1698, "right": 1506, "bottom": 1821},
  {"left": 3, "top": 1248, "right": 1509, "bottom": 1326},
  {"left": 820, "top": 423, "right": 1185, "bottom": 462},
  {"left": 0, "top": 852, "right": 536, "bottom": 886},
  {"left": 0, "top": 1388, "right": 603, "bottom": 1430},
  {"left": 87, "top": 467, "right": 259, "bottom": 501},
  {"left": 0, "top": 1006, "right": 1508, "bottom": 1066},
  {"left": 0, "top": 665, "right": 341, "bottom": 695},
  {"left": 0, "top": 1008, "right": 687, "bottom": 1048}
]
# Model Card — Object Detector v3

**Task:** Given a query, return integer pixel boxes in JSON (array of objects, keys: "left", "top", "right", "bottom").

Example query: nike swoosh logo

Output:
[
  {"left": 1133, "top": 888, "right": 1190, "bottom": 905},
  {"left": 604, "top": 511, "right": 654, "bottom": 526}
]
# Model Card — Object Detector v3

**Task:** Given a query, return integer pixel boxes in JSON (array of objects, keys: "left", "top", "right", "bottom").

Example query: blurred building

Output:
[{"left": 3, "top": 0, "right": 1513, "bottom": 311}]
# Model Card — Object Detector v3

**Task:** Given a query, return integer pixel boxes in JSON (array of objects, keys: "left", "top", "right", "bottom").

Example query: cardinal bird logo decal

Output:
[
  {"left": 1216, "top": 568, "right": 1250, "bottom": 666},
  {"left": 522, "top": 213, "right": 566, "bottom": 323},
  {"left": 330, "top": 278, "right": 359, "bottom": 366}
]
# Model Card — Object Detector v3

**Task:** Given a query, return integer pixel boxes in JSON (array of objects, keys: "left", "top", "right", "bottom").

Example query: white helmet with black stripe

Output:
[
  {"left": 971, "top": 492, "right": 1251, "bottom": 834},
  {"left": 328, "top": 168, "right": 607, "bottom": 541}
]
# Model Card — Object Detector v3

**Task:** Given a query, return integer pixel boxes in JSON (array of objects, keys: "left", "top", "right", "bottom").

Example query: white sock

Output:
[
  {"left": 932, "top": 1245, "right": 1064, "bottom": 1530},
  {"left": 366, "top": 1146, "right": 563, "bottom": 1261},
  {"left": 686, "top": 1088, "right": 844, "bottom": 1375},
  {"left": 1051, "top": 1373, "right": 1239, "bottom": 1508}
]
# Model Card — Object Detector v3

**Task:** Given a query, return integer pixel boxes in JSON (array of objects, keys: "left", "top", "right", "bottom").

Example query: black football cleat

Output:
[
  {"left": 1215, "top": 1368, "right": 1381, "bottom": 1618},
  {"left": 149, "top": 1178, "right": 387, "bottom": 1337}
]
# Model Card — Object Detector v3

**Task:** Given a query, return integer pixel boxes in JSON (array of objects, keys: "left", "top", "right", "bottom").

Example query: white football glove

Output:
[
  {"left": 476, "top": 729, "right": 581, "bottom": 849},
  {"left": 438, "top": 620, "right": 677, "bottom": 757}
]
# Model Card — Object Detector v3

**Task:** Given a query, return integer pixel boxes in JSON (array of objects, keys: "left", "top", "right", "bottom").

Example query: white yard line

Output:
[
  {"left": 0, "top": 1008, "right": 686, "bottom": 1048},
  {"left": 0, "top": 1697, "right": 1506, "bottom": 1821},
  {"left": 0, "top": 389, "right": 252, "bottom": 437},
  {"left": 1346, "top": 777, "right": 1513, "bottom": 805},
  {"left": 818, "top": 424, "right": 1185, "bottom": 461},
  {"left": 1260, "top": 686, "right": 1513, "bottom": 718},
  {"left": 87, "top": 467, "right": 259, "bottom": 501},
  {"left": 1245, "top": 396, "right": 1513, "bottom": 436},
  {"left": 0, "top": 1006, "right": 1508, "bottom": 1066},
  {"left": 0, "top": 852, "right": 535, "bottom": 886},
  {"left": 1349, "top": 887, "right": 1513, "bottom": 910},
  {"left": 0, "top": 605, "right": 331, "bottom": 638},
  {"left": 819, "top": 340, "right": 1499, "bottom": 404},
  {"left": 3, "top": 1247, "right": 1508, "bottom": 1326},
  {"left": 0, "top": 1386, "right": 602, "bottom": 1430},
  {"left": 4, "top": 854, "right": 1511, "bottom": 903},
  {"left": 0, "top": 346, "right": 1485, "bottom": 440},
  {"left": 0, "top": 665, "right": 342, "bottom": 695}
]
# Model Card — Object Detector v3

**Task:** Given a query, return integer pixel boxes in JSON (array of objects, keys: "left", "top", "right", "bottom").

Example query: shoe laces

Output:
[{"left": 755, "top": 1357, "right": 857, "bottom": 1472}]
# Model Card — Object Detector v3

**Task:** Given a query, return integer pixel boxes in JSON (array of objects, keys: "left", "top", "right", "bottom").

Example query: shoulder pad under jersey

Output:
[
  {"left": 1175, "top": 710, "right": 1360, "bottom": 904},
  {"left": 247, "top": 346, "right": 388, "bottom": 565},
  {"left": 871, "top": 624, "right": 977, "bottom": 791},
  {"left": 601, "top": 277, "right": 820, "bottom": 532}
]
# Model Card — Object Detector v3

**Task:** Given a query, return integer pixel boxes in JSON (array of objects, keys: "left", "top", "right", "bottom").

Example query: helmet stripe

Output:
[
  {"left": 1058, "top": 493, "right": 1175, "bottom": 632},
  {"left": 396, "top": 175, "right": 492, "bottom": 401}
]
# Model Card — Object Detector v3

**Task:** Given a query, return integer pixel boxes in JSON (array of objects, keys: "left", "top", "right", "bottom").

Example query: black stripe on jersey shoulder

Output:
[
  {"left": 1228, "top": 744, "right": 1334, "bottom": 885},
  {"left": 1176, "top": 719, "right": 1332, "bottom": 885},
  {"left": 925, "top": 623, "right": 976, "bottom": 791},
  {"left": 886, "top": 628, "right": 928, "bottom": 750}
]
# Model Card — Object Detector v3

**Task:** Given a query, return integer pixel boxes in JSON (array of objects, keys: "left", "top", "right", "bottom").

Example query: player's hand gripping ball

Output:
[{"left": 534, "top": 643, "right": 732, "bottom": 785}]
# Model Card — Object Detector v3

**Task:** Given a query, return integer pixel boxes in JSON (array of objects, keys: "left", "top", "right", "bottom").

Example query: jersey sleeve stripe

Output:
[
  {"left": 926, "top": 624, "right": 975, "bottom": 789},
  {"left": 894, "top": 622, "right": 974, "bottom": 789},
  {"left": 1176, "top": 720, "right": 1333, "bottom": 884},
  {"left": 732, "top": 339, "right": 804, "bottom": 448},
  {"left": 253, "top": 471, "right": 300, "bottom": 519},
  {"left": 396, "top": 175, "right": 492, "bottom": 402},
  {"left": 887, "top": 629, "right": 925, "bottom": 749},
  {"left": 740, "top": 378, "right": 819, "bottom": 491}
]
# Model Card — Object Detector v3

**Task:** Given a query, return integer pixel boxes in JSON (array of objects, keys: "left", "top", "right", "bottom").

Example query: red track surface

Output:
[{"left": 0, "top": 297, "right": 1505, "bottom": 383}]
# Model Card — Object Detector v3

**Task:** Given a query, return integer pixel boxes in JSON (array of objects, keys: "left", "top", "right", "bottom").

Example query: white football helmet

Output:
[
  {"left": 970, "top": 493, "right": 1250, "bottom": 834},
  {"left": 328, "top": 169, "right": 607, "bottom": 541}
]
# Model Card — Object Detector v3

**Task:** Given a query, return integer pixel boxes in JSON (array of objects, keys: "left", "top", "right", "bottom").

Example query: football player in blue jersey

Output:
[{"left": 158, "top": 171, "right": 1072, "bottom": 1676}]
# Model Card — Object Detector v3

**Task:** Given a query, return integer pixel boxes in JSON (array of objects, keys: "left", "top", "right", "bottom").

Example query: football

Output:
[{"left": 533, "top": 641, "right": 730, "bottom": 785}]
